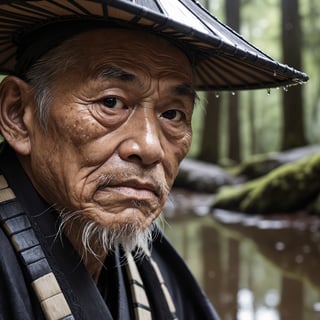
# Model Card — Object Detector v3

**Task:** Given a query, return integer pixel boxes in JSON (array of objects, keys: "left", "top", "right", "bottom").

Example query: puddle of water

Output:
[{"left": 163, "top": 189, "right": 320, "bottom": 320}]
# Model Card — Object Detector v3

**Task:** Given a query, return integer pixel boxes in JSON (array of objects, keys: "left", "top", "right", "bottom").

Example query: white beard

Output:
[
  {"left": 80, "top": 218, "right": 154, "bottom": 257},
  {"left": 57, "top": 208, "right": 159, "bottom": 261}
]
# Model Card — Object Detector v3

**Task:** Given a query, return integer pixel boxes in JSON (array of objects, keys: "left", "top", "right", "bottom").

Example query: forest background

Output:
[{"left": 191, "top": 0, "right": 319, "bottom": 165}]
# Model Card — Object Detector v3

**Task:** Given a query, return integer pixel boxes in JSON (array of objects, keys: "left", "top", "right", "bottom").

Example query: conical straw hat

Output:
[{"left": 0, "top": 0, "right": 308, "bottom": 91}]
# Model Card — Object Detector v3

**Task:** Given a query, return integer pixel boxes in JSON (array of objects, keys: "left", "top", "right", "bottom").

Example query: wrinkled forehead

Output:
[{"left": 62, "top": 29, "right": 194, "bottom": 85}]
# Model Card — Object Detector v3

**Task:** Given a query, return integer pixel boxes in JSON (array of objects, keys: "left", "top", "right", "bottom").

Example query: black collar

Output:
[{"left": 0, "top": 147, "right": 119, "bottom": 319}]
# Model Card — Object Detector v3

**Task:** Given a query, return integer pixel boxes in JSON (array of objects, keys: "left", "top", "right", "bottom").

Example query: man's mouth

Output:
[{"left": 97, "top": 179, "right": 160, "bottom": 201}]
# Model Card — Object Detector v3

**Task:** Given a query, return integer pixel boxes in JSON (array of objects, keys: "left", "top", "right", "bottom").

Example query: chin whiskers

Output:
[{"left": 55, "top": 206, "right": 156, "bottom": 263}]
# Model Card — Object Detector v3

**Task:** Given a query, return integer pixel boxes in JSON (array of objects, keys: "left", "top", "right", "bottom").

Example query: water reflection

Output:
[{"left": 163, "top": 189, "right": 320, "bottom": 320}]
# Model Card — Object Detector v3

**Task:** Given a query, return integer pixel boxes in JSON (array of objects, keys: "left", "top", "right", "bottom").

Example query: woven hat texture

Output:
[{"left": 0, "top": 0, "right": 308, "bottom": 90}]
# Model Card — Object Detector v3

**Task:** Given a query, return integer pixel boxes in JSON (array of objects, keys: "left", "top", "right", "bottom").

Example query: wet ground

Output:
[{"left": 163, "top": 189, "right": 320, "bottom": 320}]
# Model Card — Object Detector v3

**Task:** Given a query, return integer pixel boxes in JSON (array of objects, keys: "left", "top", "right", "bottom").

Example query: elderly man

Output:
[{"left": 0, "top": 1, "right": 307, "bottom": 320}]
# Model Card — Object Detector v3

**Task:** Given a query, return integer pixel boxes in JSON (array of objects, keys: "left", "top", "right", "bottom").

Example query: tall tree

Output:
[
  {"left": 281, "top": 0, "right": 307, "bottom": 149},
  {"left": 306, "top": 0, "right": 320, "bottom": 142},
  {"left": 248, "top": 91, "right": 257, "bottom": 155},
  {"left": 198, "top": 92, "right": 221, "bottom": 163},
  {"left": 198, "top": 0, "right": 221, "bottom": 163},
  {"left": 226, "top": 0, "right": 241, "bottom": 162}
]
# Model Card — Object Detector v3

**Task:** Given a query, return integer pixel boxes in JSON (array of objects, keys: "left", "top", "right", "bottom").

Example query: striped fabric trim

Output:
[
  {"left": 146, "top": 251, "right": 178, "bottom": 320},
  {"left": 126, "top": 252, "right": 152, "bottom": 320},
  {"left": 126, "top": 250, "right": 179, "bottom": 320},
  {"left": 0, "top": 175, "right": 74, "bottom": 320}
]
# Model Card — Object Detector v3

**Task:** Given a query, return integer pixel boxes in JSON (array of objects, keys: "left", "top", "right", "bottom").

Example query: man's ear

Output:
[{"left": 0, "top": 76, "right": 34, "bottom": 155}]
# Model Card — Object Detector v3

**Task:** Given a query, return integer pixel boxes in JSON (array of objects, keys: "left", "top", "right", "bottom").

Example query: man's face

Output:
[{"left": 25, "top": 29, "right": 194, "bottom": 233}]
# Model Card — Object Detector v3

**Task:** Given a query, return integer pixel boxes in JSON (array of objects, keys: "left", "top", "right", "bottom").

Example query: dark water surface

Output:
[{"left": 163, "top": 189, "right": 320, "bottom": 320}]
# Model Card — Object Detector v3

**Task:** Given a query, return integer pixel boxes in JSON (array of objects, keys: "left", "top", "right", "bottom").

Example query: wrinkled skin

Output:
[{"left": 1, "top": 29, "right": 195, "bottom": 248}]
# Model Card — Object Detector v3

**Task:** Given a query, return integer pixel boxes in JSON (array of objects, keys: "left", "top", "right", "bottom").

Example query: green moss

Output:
[
  {"left": 212, "top": 153, "right": 320, "bottom": 214},
  {"left": 212, "top": 179, "right": 258, "bottom": 211},
  {"left": 231, "top": 153, "right": 281, "bottom": 179}
]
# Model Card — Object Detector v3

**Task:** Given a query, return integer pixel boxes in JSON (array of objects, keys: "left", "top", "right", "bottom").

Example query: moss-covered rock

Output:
[
  {"left": 212, "top": 153, "right": 320, "bottom": 214},
  {"left": 231, "top": 154, "right": 281, "bottom": 179},
  {"left": 233, "top": 145, "right": 320, "bottom": 180}
]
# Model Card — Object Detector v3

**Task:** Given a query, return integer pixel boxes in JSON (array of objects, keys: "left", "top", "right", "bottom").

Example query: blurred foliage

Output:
[{"left": 190, "top": 0, "right": 320, "bottom": 162}]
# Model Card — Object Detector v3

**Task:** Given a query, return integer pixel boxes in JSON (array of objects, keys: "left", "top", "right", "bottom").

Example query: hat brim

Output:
[{"left": 0, "top": 0, "right": 308, "bottom": 91}]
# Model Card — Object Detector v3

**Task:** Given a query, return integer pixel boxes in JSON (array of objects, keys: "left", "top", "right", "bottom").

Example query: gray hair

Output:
[{"left": 25, "top": 37, "right": 78, "bottom": 129}]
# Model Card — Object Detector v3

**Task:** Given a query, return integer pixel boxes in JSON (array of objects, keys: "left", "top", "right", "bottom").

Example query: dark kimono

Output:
[{"left": 0, "top": 148, "right": 219, "bottom": 320}]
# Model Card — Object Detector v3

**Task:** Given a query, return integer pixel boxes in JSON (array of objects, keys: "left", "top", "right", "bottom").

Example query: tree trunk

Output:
[
  {"left": 197, "top": 0, "right": 221, "bottom": 164},
  {"left": 248, "top": 91, "right": 256, "bottom": 155},
  {"left": 308, "top": 0, "right": 320, "bottom": 141},
  {"left": 198, "top": 91, "right": 221, "bottom": 163},
  {"left": 281, "top": 0, "right": 307, "bottom": 150},
  {"left": 226, "top": 0, "right": 241, "bottom": 162}
]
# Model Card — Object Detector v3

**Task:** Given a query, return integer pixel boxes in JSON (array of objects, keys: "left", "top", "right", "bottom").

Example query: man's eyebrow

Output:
[
  {"left": 171, "top": 83, "right": 197, "bottom": 103},
  {"left": 93, "top": 67, "right": 197, "bottom": 101},
  {"left": 96, "top": 66, "right": 137, "bottom": 82}
]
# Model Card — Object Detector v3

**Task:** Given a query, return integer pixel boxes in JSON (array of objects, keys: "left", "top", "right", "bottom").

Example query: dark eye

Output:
[
  {"left": 161, "top": 109, "right": 184, "bottom": 121},
  {"left": 101, "top": 97, "right": 126, "bottom": 109}
]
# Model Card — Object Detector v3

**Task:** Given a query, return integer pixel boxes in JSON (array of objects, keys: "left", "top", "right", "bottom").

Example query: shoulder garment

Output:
[{"left": 0, "top": 148, "right": 219, "bottom": 320}]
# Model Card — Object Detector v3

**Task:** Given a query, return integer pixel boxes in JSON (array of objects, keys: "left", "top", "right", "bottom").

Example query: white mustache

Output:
[{"left": 96, "top": 172, "right": 170, "bottom": 198}]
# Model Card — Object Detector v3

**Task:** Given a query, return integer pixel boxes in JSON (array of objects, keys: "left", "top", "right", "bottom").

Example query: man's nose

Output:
[{"left": 118, "top": 107, "right": 165, "bottom": 167}]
